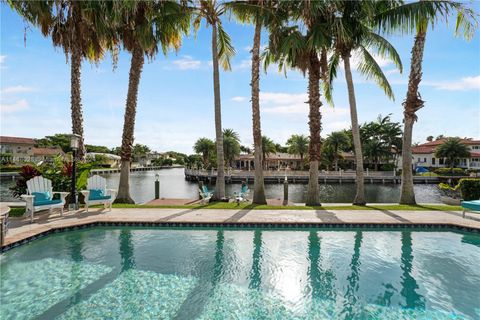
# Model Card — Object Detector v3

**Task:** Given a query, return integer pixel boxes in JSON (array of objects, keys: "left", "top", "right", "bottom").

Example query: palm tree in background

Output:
[
  {"left": 374, "top": 1, "right": 477, "bottom": 204},
  {"left": 114, "top": 0, "right": 190, "bottom": 203},
  {"left": 7, "top": 0, "right": 116, "bottom": 160},
  {"left": 325, "top": 131, "right": 350, "bottom": 171},
  {"left": 223, "top": 128, "right": 241, "bottom": 168},
  {"left": 265, "top": 1, "right": 332, "bottom": 206},
  {"left": 261, "top": 136, "right": 276, "bottom": 169},
  {"left": 286, "top": 134, "right": 309, "bottom": 170},
  {"left": 435, "top": 138, "right": 470, "bottom": 172},
  {"left": 194, "top": 137, "right": 216, "bottom": 168},
  {"left": 327, "top": 0, "right": 403, "bottom": 205},
  {"left": 229, "top": 0, "right": 278, "bottom": 205},
  {"left": 194, "top": 0, "right": 235, "bottom": 200}
]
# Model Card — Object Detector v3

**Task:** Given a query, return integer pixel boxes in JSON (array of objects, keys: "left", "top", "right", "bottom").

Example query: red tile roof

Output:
[
  {"left": 412, "top": 138, "right": 480, "bottom": 154},
  {"left": 32, "top": 147, "right": 64, "bottom": 156},
  {"left": 0, "top": 136, "right": 35, "bottom": 145}
]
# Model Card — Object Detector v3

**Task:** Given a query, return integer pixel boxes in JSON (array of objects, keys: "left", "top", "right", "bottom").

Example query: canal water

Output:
[{"left": 0, "top": 167, "right": 442, "bottom": 204}]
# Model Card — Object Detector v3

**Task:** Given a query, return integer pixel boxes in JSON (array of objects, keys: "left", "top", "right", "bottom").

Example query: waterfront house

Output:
[
  {"left": 32, "top": 147, "right": 65, "bottom": 163},
  {"left": 0, "top": 136, "right": 35, "bottom": 162},
  {"left": 412, "top": 138, "right": 480, "bottom": 169}
]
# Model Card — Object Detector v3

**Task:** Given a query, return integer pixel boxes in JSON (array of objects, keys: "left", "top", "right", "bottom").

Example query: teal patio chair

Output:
[{"left": 461, "top": 200, "right": 480, "bottom": 218}]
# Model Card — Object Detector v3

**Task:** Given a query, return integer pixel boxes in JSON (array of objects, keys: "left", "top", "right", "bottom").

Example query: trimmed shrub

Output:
[
  {"left": 434, "top": 167, "right": 467, "bottom": 176},
  {"left": 458, "top": 178, "right": 480, "bottom": 201}
]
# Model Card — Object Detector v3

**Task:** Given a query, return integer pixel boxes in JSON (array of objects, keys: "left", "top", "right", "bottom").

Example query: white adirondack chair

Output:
[
  {"left": 81, "top": 175, "right": 117, "bottom": 212},
  {"left": 21, "top": 176, "right": 69, "bottom": 222}
]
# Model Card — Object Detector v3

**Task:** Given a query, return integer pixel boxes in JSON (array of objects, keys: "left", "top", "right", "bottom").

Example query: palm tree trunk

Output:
[
  {"left": 306, "top": 52, "right": 322, "bottom": 206},
  {"left": 400, "top": 30, "right": 426, "bottom": 205},
  {"left": 251, "top": 20, "right": 266, "bottom": 205},
  {"left": 70, "top": 45, "right": 86, "bottom": 160},
  {"left": 115, "top": 43, "right": 144, "bottom": 204},
  {"left": 343, "top": 53, "right": 366, "bottom": 205},
  {"left": 212, "top": 22, "right": 225, "bottom": 200}
]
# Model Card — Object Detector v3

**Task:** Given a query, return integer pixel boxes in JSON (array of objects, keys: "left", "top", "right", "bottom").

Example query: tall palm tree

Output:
[
  {"left": 114, "top": 1, "right": 190, "bottom": 203},
  {"left": 8, "top": 0, "right": 114, "bottom": 160},
  {"left": 194, "top": 0, "right": 235, "bottom": 200},
  {"left": 325, "top": 131, "right": 350, "bottom": 171},
  {"left": 374, "top": 1, "right": 477, "bottom": 204},
  {"left": 265, "top": 1, "right": 332, "bottom": 206},
  {"left": 435, "top": 138, "right": 470, "bottom": 171},
  {"left": 194, "top": 137, "right": 216, "bottom": 168},
  {"left": 228, "top": 0, "right": 277, "bottom": 205},
  {"left": 327, "top": 0, "right": 403, "bottom": 205},
  {"left": 286, "top": 134, "right": 309, "bottom": 170},
  {"left": 261, "top": 136, "right": 276, "bottom": 169}
]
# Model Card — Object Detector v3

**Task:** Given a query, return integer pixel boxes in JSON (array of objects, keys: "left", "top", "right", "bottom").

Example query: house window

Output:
[
  {"left": 424, "top": 158, "right": 427, "bottom": 163},
  {"left": 432, "top": 158, "right": 436, "bottom": 165},
  {"left": 439, "top": 158, "right": 444, "bottom": 165},
  {"left": 417, "top": 157, "right": 420, "bottom": 162}
]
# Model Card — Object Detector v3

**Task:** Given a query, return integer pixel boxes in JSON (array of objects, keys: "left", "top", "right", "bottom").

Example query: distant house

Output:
[
  {"left": 32, "top": 147, "right": 65, "bottom": 162},
  {"left": 411, "top": 138, "right": 480, "bottom": 169},
  {"left": 0, "top": 136, "right": 35, "bottom": 162},
  {"left": 235, "top": 152, "right": 304, "bottom": 170},
  {"left": 86, "top": 152, "right": 121, "bottom": 168}
]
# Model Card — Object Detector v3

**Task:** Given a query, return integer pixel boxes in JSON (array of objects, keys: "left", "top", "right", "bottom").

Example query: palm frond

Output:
[
  {"left": 361, "top": 31, "right": 402, "bottom": 73},
  {"left": 324, "top": 52, "right": 340, "bottom": 106},
  {"left": 216, "top": 22, "right": 235, "bottom": 71},
  {"left": 357, "top": 46, "right": 394, "bottom": 101}
]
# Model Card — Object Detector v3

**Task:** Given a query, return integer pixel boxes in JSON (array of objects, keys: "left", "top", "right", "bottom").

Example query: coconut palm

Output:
[
  {"left": 261, "top": 136, "right": 276, "bottom": 169},
  {"left": 7, "top": 0, "right": 115, "bottom": 160},
  {"left": 265, "top": 1, "right": 332, "bottom": 206},
  {"left": 435, "top": 138, "right": 470, "bottom": 171},
  {"left": 228, "top": 0, "right": 278, "bottom": 205},
  {"left": 326, "top": 0, "right": 403, "bottom": 205},
  {"left": 114, "top": 1, "right": 190, "bottom": 203},
  {"left": 364, "top": 139, "right": 390, "bottom": 171},
  {"left": 374, "top": 1, "right": 476, "bottom": 204},
  {"left": 223, "top": 128, "right": 241, "bottom": 168},
  {"left": 194, "top": 137, "right": 216, "bottom": 168},
  {"left": 325, "top": 131, "right": 350, "bottom": 171},
  {"left": 193, "top": 0, "right": 235, "bottom": 200},
  {"left": 286, "top": 134, "right": 309, "bottom": 170}
]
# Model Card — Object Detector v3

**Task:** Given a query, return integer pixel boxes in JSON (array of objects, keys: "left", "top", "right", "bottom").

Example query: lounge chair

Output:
[
  {"left": 234, "top": 184, "right": 250, "bottom": 203},
  {"left": 199, "top": 185, "right": 213, "bottom": 204},
  {"left": 21, "top": 176, "right": 69, "bottom": 222},
  {"left": 461, "top": 200, "right": 480, "bottom": 218},
  {"left": 81, "top": 175, "right": 117, "bottom": 212}
]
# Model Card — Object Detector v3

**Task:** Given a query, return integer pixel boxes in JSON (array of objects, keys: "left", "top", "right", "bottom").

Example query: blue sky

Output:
[{"left": 1, "top": 3, "right": 479, "bottom": 154}]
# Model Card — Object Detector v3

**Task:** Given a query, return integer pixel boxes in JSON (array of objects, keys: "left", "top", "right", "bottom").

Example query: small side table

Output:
[{"left": 0, "top": 204, "right": 10, "bottom": 247}]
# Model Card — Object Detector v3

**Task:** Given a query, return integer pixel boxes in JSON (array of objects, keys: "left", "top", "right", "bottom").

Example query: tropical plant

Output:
[
  {"left": 228, "top": 0, "right": 277, "bottom": 205},
  {"left": 132, "top": 144, "right": 151, "bottom": 156},
  {"left": 194, "top": 0, "right": 235, "bottom": 200},
  {"left": 327, "top": 0, "right": 403, "bottom": 205},
  {"left": 435, "top": 138, "right": 471, "bottom": 171},
  {"left": 325, "top": 131, "right": 350, "bottom": 171},
  {"left": 261, "top": 136, "right": 276, "bottom": 169},
  {"left": 363, "top": 139, "right": 390, "bottom": 171},
  {"left": 286, "top": 134, "right": 309, "bottom": 170},
  {"left": 7, "top": 1, "right": 118, "bottom": 160},
  {"left": 114, "top": 0, "right": 190, "bottom": 203},
  {"left": 265, "top": 1, "right": 332, "bottom": 206},
  {"left": 223, "top": 129, "right": 241, "bottom": 167},
  {"left": 194, "top": 137, "right": 216, "bottom": 168}
]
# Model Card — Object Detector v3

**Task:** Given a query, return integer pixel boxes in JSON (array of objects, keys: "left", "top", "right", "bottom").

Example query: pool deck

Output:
[{"left": 2, "top": 207, "right": 479, "bottom": 250}]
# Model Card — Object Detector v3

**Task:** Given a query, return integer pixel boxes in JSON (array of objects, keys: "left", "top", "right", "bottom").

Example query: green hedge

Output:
[
  {"left": 434, "top": 167, "right": 467, "bottom": 176},
  {"left": 459, "top": 178, "right": 480, "bottom": 201}
]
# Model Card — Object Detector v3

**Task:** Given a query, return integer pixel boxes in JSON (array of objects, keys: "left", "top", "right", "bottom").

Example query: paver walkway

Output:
[{"left": 2, "top": 207, "right": 479, "bottom": 249}]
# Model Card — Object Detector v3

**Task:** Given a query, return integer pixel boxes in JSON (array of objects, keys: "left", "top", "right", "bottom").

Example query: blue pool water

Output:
[{"left": 1, "top": 227, "right": 479, "bottom": 319}]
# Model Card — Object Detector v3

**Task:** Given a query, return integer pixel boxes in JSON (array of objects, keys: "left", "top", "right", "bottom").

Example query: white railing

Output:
[{"left": 185, "top": 168, "right": 397, "bottom": 177}]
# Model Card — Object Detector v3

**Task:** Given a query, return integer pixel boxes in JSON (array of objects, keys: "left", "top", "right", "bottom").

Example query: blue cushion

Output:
[
  {"left": 89, "top": 189, "right": 111, "bottom": 201},
  {"left": 461, "top": 200, "right": 480, "bottom": 212},
  {"left": 34, "top": 199, "right": 62, "bottom": 207},
  {"left": 32, "top": 192, "right": 51, "bottom": 206}
]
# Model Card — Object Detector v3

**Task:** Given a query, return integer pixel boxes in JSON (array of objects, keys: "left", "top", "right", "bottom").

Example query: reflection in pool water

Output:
[
  {"left": 0, "top": 168, "right": 443, "bottom": 204},
  {"left": 1, "top": 228, "right": 479, "bottom": 319}
]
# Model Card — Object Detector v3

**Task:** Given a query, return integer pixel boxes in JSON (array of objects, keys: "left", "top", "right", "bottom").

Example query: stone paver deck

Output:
[{"left": 2, "top": 207, "right": 479, "bottom": 250}]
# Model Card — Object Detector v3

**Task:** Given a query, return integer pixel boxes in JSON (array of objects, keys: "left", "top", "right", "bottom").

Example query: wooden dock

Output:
[{"left": 184, "top": 169, "right": 445, "bottom": 184}]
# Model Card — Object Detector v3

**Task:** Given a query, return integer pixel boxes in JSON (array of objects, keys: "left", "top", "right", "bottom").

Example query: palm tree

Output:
[
  {"left": 374, "top": 1, "right": 476, "bottom": 204},
  {"left": 325, "top": 131, "right": 350, "bottom": 171},
  {"left": 223, "top": 128, "right": 241, "bottom": 168},
  {"left": 286, "top": 134, "right": 309, "bottom": 170},
  {"left": 228, "top": 0, "right": 277, "bottom": 205},
  {"left": 265, "top": 1, "right": 332, "bottom": 206},
  {"left": 114, "top": 1, "right": 190, "bottom": 203},
  {"left": 194, "top": 137, "right": 216, "bottom": 168},
  {"left": 194, "top": 0, "right": 235, "bottom": 200},
  {"left": 327, "top": 1, "right": 403, "bottom": 205},
  {"left": 363, "top": 139, "right": 390, "bottom": 171},
  {"left": 7, "top": 0, "right": 114, "bottom": 160},
  {"left": 435, "top": 138, "right": 470, "bottom": 172},
  {"left": 261, "top": 136, "right": 276, "bottom": 169}
]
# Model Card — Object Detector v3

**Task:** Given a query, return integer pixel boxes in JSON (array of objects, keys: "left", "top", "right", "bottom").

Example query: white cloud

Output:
[
  {"left": 1, "top": 85, "right": 36, "bottom": 94},
  {"left": 172, "top": 55, "right": 202, "bottom": 70},
  {"left": 425, "top": 75, "right": 480, "bottom": 91},
  {"left": 0, "top": 99, "right": 29, "bottom": 113},
  {"left": 0, "top": 55, "right": 6, "bottom": 64},
  {"left": 231, "top": 96, "right": 247, "bottom": 102},
  {"left": 234, "top": 59, "right": 251, "bottom": 70}
]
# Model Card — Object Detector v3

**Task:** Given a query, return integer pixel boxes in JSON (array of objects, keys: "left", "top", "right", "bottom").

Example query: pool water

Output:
[{"left": 1, "top": 227, "right": 479, "bottom": 319}]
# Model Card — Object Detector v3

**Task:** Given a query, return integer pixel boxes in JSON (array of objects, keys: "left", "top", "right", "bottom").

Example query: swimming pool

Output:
[{"left": 1, "top": 227, "right": 479, "bottom": 319}]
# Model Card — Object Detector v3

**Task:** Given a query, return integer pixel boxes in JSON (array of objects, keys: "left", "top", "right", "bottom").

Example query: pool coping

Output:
[{"left": 1, "top": 218, "right": 478, "bottom": 253}]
